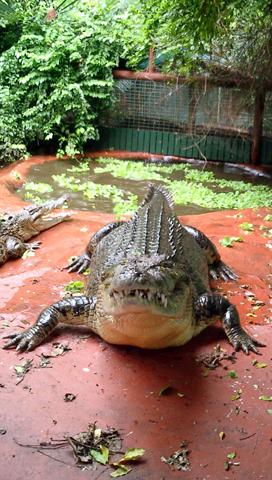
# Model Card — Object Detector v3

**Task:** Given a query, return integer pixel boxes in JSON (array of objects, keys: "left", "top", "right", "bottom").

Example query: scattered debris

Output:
[
  {"left": 158, "top": 386, "right": 184, "bottom": 397},
  {"left": 68, "top": 423, "right": 122, "bottom": 467},
  {"left": 42, "top": 342, "right": 71, "bottom": 358},
  {"left": 0, "top": 429, "right": 7, "bottom": 435},
  {"left": 224, "top": 451, "right": 240, "bottom": 471},
  {"left": 13, "top": 423, "right": 145, "bottom": 476},
  {"left": 195, "top": 344, "right": 236, "bottom": 370},
  {"left": 267, "top": 409, "right": 272, "bottom": 415},
  {"left": 231, "top": 389, "right": 242, "bottom": 401},
  {"left": 239, "top": 432, "right": 256, "bottom": 441},
  {"left": 38, "top": 354, "right": 52, "bottom": 368},
  {"left": 14, "top": 359, "right": 33, "bottom": 385},
  {"left": 219, "top": 431, "right": 225, "bottom": 440},
  {"left": 161, "top": 441, "right": 190, "bottom": 471},
  {"left": 64, "top": 393, "right": 76, "bottom": 402},
  {"left": 159, "top": 386, "right": 175, "bottom": 396}
]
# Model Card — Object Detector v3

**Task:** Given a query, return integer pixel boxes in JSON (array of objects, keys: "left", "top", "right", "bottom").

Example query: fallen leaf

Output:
[
  {"left": 259, "top": 395, "right": 272, "bottom": 401},
  {"left": 219, "top": 431, "right": 225, "bottom": 440},
  {"left": 110, "top": 466, "right": 132, "bottom": 477},
  {"left": 14, "top": 360, "right": 33, "bottom": 377},
  {"left": 231, "top": 389, "right": 242, "bottom": 401},
  {"left": 254, "top": 362, "right": 268, "bottom": 369},
  {"left": 239, "top": 222, "right": 254, "bottom": 232},
  {"left": 159, "top": 386, "right": 174, "bottom": 396},
  {"left": 228, "top": 370, "right": 238, "bottom": 379},
  {"left": 90, "top": 445, "right": 109, "bottom": 465},
  {"left": 118, "top": 448, "right": 145, "bottom": 463},
  {"left": 227, "top": 452, "right": 236, "bottom": 460}
]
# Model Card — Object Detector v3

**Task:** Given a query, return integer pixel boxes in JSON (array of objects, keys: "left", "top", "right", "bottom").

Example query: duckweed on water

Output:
[
  {"left": 24, "top": 181, "right": 53, "bottom": 194},
  {"left": 19, "top": 157, "right": 272, "bottom": 214}
]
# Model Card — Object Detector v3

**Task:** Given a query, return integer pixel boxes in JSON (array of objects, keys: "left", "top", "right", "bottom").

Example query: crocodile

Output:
[
  {"left": 0, "top": 195, "right": 70, "bottom": 266},
  {"left": 3, "top": 184, "right": 263, "bottom": 353}
]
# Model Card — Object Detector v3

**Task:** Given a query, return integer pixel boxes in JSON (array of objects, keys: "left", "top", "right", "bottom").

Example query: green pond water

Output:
[{"left": 15, "top": 157, "right": 272, "bottom": 217}]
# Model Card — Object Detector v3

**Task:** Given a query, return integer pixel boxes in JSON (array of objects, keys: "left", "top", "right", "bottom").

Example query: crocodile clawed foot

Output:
[
  {"left": 28, "top": 241, "right": 42, "bottom": 251},
  {"left": 229, "top": 328, "right": 265, "bottom": 355},
  {"left": 210, "top": 261, "right": 238, "bottom": 281},
  {"left": 3, "top": 328, "right": 41, "bottom": 352},
  {"left": 64, "top": 253, "right": 91, "bottom": 274}
]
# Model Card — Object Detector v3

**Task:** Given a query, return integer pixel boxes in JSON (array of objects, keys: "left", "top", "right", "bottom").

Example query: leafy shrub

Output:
[{"left": 0, "top": 0, "right": 123, "bottom": 162}]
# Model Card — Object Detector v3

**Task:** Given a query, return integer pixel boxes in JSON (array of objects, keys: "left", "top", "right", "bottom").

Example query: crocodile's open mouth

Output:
[{"left": 109, "top": 288, "right": 169, "bottom": 308}]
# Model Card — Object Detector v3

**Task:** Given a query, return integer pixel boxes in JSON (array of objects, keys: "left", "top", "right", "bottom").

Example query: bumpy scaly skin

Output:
[
  {"left": 3, "top": 185, "right": 264, "bottom": 354},
  {"left": 0, "top": 196, "right": 70, "bottom": 266}
]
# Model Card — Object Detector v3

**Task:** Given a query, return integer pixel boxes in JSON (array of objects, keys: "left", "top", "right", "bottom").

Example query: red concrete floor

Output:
[{"left": 0, "top": 156, "right": 271, "bottom": 480}]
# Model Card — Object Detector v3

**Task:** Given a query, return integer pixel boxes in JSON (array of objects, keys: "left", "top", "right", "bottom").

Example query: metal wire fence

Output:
[
  {"left": 97, "top": 77, "right": 272, "bottom": 164},
  {"left": 102, "top": 78, "right": 272, "bottom": 138}
]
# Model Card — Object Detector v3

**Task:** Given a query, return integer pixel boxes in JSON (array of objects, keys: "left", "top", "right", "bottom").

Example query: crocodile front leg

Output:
[
  {"left": 3, "top": 296, "right": 96, "bottom": 352},
  {"left": 183, "top": 225, "right": 237, "bottom": 281},
  {"left": 65, "top": 220, "right": 124, "bottom": 273},
  {"left": 194, "top": 293, "right": 264, "bottom": 354}
]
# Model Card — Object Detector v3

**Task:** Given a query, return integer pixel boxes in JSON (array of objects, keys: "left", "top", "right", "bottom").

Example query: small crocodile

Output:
[
  {"left": 0, "top": 196, "right": 70, "bottom": 266},
  {"left": 3, "top": 185, "right": 263, "bottom": 353}
]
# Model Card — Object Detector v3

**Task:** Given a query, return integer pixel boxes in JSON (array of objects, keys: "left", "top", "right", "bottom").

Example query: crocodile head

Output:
[
  {"left": 1, "top": 196, "right": 70, "bottom": 242},
  {"left": 101, "top": 253, "right": 190, "bottom": 317}
]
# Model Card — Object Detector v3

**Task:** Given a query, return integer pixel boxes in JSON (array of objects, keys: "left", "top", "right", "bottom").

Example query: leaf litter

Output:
[
  {"left": 13, "top": 422, "right": 145, "bottom": 477},
  {"left": 14, "top": 359, "right": 33, "bottom": 384},
  {"left": 195, "top": 344, "right": 236, "bottom": 370},
  {"left": 42, "top": 342, "right": 71, "bottom": 358},
  {"left": 161, "top": 441, "right": 191, "bottom": 471}
]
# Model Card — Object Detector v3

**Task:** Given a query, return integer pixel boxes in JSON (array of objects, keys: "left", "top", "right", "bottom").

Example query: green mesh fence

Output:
[
  {"left": 102, "top": 79, "right": 256, "bottom": 135},
  {"left": 98, "top": 78, "right": 272, "bottom": 164}
]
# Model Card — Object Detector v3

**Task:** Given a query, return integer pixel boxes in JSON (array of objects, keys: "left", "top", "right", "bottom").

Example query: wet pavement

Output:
[{"left": 0, "top": 155, "right": 271, "bottom": 480}]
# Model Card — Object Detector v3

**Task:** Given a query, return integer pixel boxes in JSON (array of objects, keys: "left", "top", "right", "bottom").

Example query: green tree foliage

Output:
[
  {"left": 123, "top": 0, "right": 272, "bottom": 82},
  {"left": 0, "top": 0, "right": 123, "bottom": 162}
]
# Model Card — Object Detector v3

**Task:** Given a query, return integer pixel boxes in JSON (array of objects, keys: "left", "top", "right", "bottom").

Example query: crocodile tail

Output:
[
  {"left": 129, "top": 184, "right": 177, "bottom": 257},
  {"left": 140, "top": 183, "right": 174, "bottom": 209}
]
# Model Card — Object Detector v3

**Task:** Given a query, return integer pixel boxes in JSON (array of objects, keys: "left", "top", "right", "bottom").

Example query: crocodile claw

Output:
[
  {"left": 229, "top": 328, "right": 265, "bottom": 354},
  {"left": 210, "top": 261, "right": 238, "bottom": 281},
  {"left": 3, "top": 328, "right": 41, "bottom": 352},
  {"left": 28, "top": 241, "right": 42, "bottom": 251},
  {"left": 64, "top": 253, "right": 91, "bottom": 274}
]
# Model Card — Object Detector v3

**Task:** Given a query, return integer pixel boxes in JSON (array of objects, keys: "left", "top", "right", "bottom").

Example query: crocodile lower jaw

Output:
[{"left": 97, "top": 312, "right": 195, "bottom": 349}]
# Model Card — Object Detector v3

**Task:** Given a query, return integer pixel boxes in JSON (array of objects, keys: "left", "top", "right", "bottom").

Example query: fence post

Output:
[
  {"left": 148, "top": 47, "right": 156, "bottom": 73},
  {"left": 251, "top": 88, "right": 265, "bottom": 165},
  {"left": 188, "top": 84, "right": 197, "bottom": 134}
]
